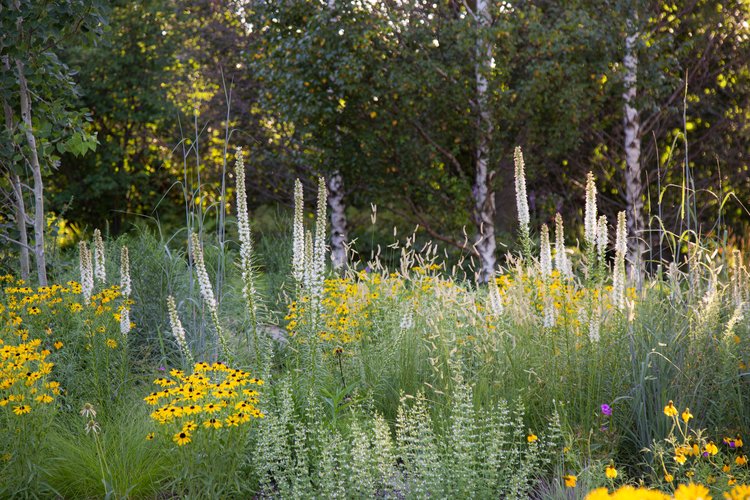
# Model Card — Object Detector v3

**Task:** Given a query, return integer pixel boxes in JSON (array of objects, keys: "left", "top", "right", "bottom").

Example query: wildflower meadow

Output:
[
  {"left": 2, "top": 1, "right": 750, "bottom": 498},
  {"left": 0, "top": 146, "right": 748, "bottom": 498}
]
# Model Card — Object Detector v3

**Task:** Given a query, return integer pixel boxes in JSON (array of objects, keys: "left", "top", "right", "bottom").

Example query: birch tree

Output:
[
  {"left": 622, "top": 8, "right": 645, "bottom": 282},
  {"left": 473, "top": 0, "right": 497, "bottom": 283},
  {"left": 0, "top": 0, "right": 102, "bottom": 284}
]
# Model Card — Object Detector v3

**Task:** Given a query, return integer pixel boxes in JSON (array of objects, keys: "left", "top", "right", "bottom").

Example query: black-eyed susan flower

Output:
[
  {"left": 13, "top": 404, "right": 30, "bottom": 415},
  {"left": 563, "top": 475, "right": 577, "bottom": 488},
  {"left": 735, "top": 455, "right": 747, "bottom": 466},
  {"left": 203, "top": 418, "right": 222, "bottom": 429},
  {"left": 527, "top": 433, "right": 538, "bottom": 443},
  {"left": 703, "top": 442, "right": 719, "bottom": 456},
  {"left": 182, "top": 421, "right": 197, "bottom": 432},
  {"left": 54, "top": 341, "right": 63, "bottom": 349},
  {"left": 146, "top": 432, "right": 154, "bottom": 440},
  {"left": 664, "top": 473, "right": 673, "bottom": 483},
  {"left": 225, "top": 414, "right": 240, "bottom": 427},
  {"left": 673, "top": 483, "right": 709, "bottom": 500},
  {"left": 173, "top": 431, "right": 191, "bottom": 446},
  {"left": 106, "top": 338, "right": 117, "bottom": 349}
]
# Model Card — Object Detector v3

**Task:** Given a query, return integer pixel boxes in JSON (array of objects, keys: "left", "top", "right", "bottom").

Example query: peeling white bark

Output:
[
  {"left": 474, "top": 0, "right": 497, "bottom": 283},
  {"left": 16, "top": 59, "right": 47, "bottom": 286},
  {"left": 328, "top": 171, "right": 348, "bottom": 271},
  {"left": 623, "top": 15, "right": 645, "bottom": 283}
]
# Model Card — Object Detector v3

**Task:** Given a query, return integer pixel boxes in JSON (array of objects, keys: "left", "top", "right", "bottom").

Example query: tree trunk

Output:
[
  {"left": 473, "top": 0, "right": 497, "bottom": 283},
  {"left": 10, "top": 173, "right": 31, "bottom": 280},
  {"left": 328, "top": 171, "right": 348, "bottom": 271},
  {"left": 16, "top": 59, "right": 47, "bottom": 286},
  {"left": 623, "top": 13, "right": 645, "bottom": 285},
  {"left": 2, "top": 59, "right": 31, "bottom": 280}
]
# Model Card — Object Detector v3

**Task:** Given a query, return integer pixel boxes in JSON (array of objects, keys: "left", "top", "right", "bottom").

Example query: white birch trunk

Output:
[
  {"left": 623, "top": 14, "right": 645, "bottom": 284},
  {"left": 474, "top": 0, "right": 497, "bottom": 283},
  {"left": 16, "top": 59, "right": 47, "bottom": 286},
  {"left": 328, "top": 171, "right": 348, "bottom": 271}
]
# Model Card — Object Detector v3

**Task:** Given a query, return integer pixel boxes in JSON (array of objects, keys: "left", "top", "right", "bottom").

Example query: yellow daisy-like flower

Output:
[
  {"left": 724, "top": 485, "right": 750, "bottom": 500},
  {"left": 605, "top": 464, "right": 617, "bottom": 479},
  {"left": 146, "top": 432, "right": 154, "bottom": 440},
  {"left": 13, "top": 404, "right": 31, "bottom": 415},
  {"left": 35, "top": 394, "right": 53, "bottom": 403},
  {"left": 54, "top": 341, "right": 63, "bottom": 349},
  {"left": 673, "top": 483, "right": 711, "bottom": 500},
  {"left": 182, "top": 421, "right": 198, "bottom": 432},
  {"left": 675, "top": 453, "right": 688, "bottom": 465},
  {"left": 682, "top": 408, "right": 693, "bottom": 423},
  {"left": 225, "top": 414, "right": 240, "bottom": 427},
  {"left": 704, "top": 442, "right": 719, "bottom": 456},
  {"left": 106, "top": 338, "right": 117, "bottom": 349},
  {"left": 664, "top": 473, "right": 673, "bottom": 483},
  {"left": 735, "top": 455, "right": 747, "bottom": 466},
  {"left": 203, "top": 418, "right": 222, "bottom": 429},
  {"left": 173, "top": 431, "right": 191, "bottom": 446},
  {"left": 527, "top": 433, "right": 538, "bottom": 443},
  {"left": 664, "top": 400, "right": 678, "bottom": 417},
  {"left": 563, "top": 475, "right": 577, "bottom": 488}
]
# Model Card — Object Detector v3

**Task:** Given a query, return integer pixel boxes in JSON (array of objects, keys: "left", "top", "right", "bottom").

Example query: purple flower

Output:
[
  {"left": 158, "top": 365, "right": 166, "bottom": 372},
  {"left": 601, "top": 404, "right": 612, "bottom": 416}
]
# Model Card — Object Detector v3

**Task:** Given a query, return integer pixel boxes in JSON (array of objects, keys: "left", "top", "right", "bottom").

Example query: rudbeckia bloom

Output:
[
  {"left": 527, "top": 433, "right": 538, "bottom": 443},
  {"left": 173, "top": 431, "right": 191, "bottom": 446},
  {"left": 563, "top": 475, "right": 577, "bottom": 488}
]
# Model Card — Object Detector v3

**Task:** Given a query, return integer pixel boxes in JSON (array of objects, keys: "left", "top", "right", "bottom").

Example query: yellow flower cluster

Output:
[
  {"left": 0, "top": 338, "right": 59, "bottom": 415},
  {"left": 586, "top": 483, "right": 750, "bottom": 500},
  {"left": 144, "top": 362, "right": 264, "bottom": 445}
]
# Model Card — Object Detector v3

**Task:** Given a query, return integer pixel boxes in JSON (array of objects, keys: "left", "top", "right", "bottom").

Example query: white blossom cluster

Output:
[
  {"left": 93, "top": 228, "right": 106, "bottom": 285},
  {"left": 513, "top": 146, "right": 530, "bottom": 236},
  {"left": 612, "top": 211, "right": 627, "bottom": 311},
  {"left": 79, "top": 241, "right": 94, "bottom": 302},
  {"left": 167, "top": 295, "right": 193, "bottom": 364},
  {"left": 554, "top": 213, "right": 571, "bottom": 278},
  {"left": 292, "top": 179, "right": 305, "bottom": 285},
  {"left": 584, "top": 172, "right": 598, "bottom": 248}
]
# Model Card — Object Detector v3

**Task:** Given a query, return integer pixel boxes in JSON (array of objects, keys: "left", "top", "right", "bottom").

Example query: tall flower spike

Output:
[
  {"left": 119, "top": 306, "right": 130, "bottom": 336},
  {"left": 292, "top": 179, "right": 305, "bottom": 285},
  {"left": 514, "top": 146, "right": 530, "bottom": 236},
  {"left": 79, "top": 241, "right": 94, "bottom": 302},
  {"left": 191, "top": 232, "right": 217, "bottom": 314},
  {"left": 313, "top": 177, "right": 328, "bottom": 290},
  {"left": 167, "top": 295, "right": 193, "bottom": 365},
  {"left": 93, "top": 229, "right": 106, "bottom": 285},
  {"left": 120, "top": 246, "right": 131, "bottom": 298},
  {"left": 488, "top": 277, "right": 504, "bottom": 316},
  {"left": 235, "top": 148, "right": 256, "bottom": 303},
  {"left": 584, "top": 172, "right": 598, "bottom": 248},
  {"left": 190, "top": 232, "right": 229, "bottom": 357},
  {"left": 613, "top": 211, "right": 627, "bottom": 310},
  {"left": 596, "top": 215, "right": 608, "bottom": 257},
  {"left": 540, "top": 224, "right": 552, "bottom": 278},
  {"left": 554, "top": 213, "right": 571, "bottom": 278}
]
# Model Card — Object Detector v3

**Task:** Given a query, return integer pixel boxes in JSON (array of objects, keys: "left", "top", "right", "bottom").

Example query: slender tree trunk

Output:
[
  {"left": 623, "top": 13, "right": 645, "bottom": 285},
  {"left": 16, "top": 59, "right": 48, "bottom": 286},
  {"left": 10, "top": 174, "right": 31, "bottom": 280},
  {"left": 473, "top": 0, "right": 497, "bottom": 283},
  {"left": 2, "top": 58, "right": 30, "bottom": 280},
  {"left": 328, "top": 171, "right": 348, "bottom": 271}
]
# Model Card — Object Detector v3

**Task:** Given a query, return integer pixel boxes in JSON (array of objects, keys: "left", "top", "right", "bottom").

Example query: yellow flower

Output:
[
  {"left": 605, "top": 464, "right": 617, "bottom": 479},
  {"left": 704, "top": 442, "right": 719, "bottom": 456},
  {"left": 664, "top": 473, "right": 674, "bottom": 483},
  {"left": 563, "top": 475, "right": 577, "bottom": 488},
  {"left": 146, "top": 432, "right": 154, "bottom": 440},
  {"left": 735, "top": 455, "right": 747, "bottom": 466},
  {"left": 682, "top": 408, "right": 693, "bottom": 423},
  {"left": 182, "top": 421, "right": 197, "bottom": 432},
  {"left": 54, "top": 341, "right": 63, "bottom": 349},
  {"left": 674, "top": 483, "right": 711, "bottom": 500},
  {"left": 203, "top": 418, "right": 222, "bottom": 429},
  {"left": 226, "top": 414, "right": 240, "bottom": 426},
  {"left": 106, "top": 338, "right": 117, "bottom": 349},
  {"left": 675, "top": 453, "right": 688, "bottom": 465},
  {"left": 724, "top": 485, "right": 750, "bottom": 500},
  {"left": 527, "top": 433, "right": 538, "bottom": 443},
  {"left": 35, "top": 394, "right": 53, "bottom": 403},
  {"left": 13, "top": 404, "right": 30, "bottom": 415},
  {"left": 173, "top": 431, "right": 191, "bottom": 446},
  {"left": 664, "top": 400, "right": 678, "bottom": 417}
]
